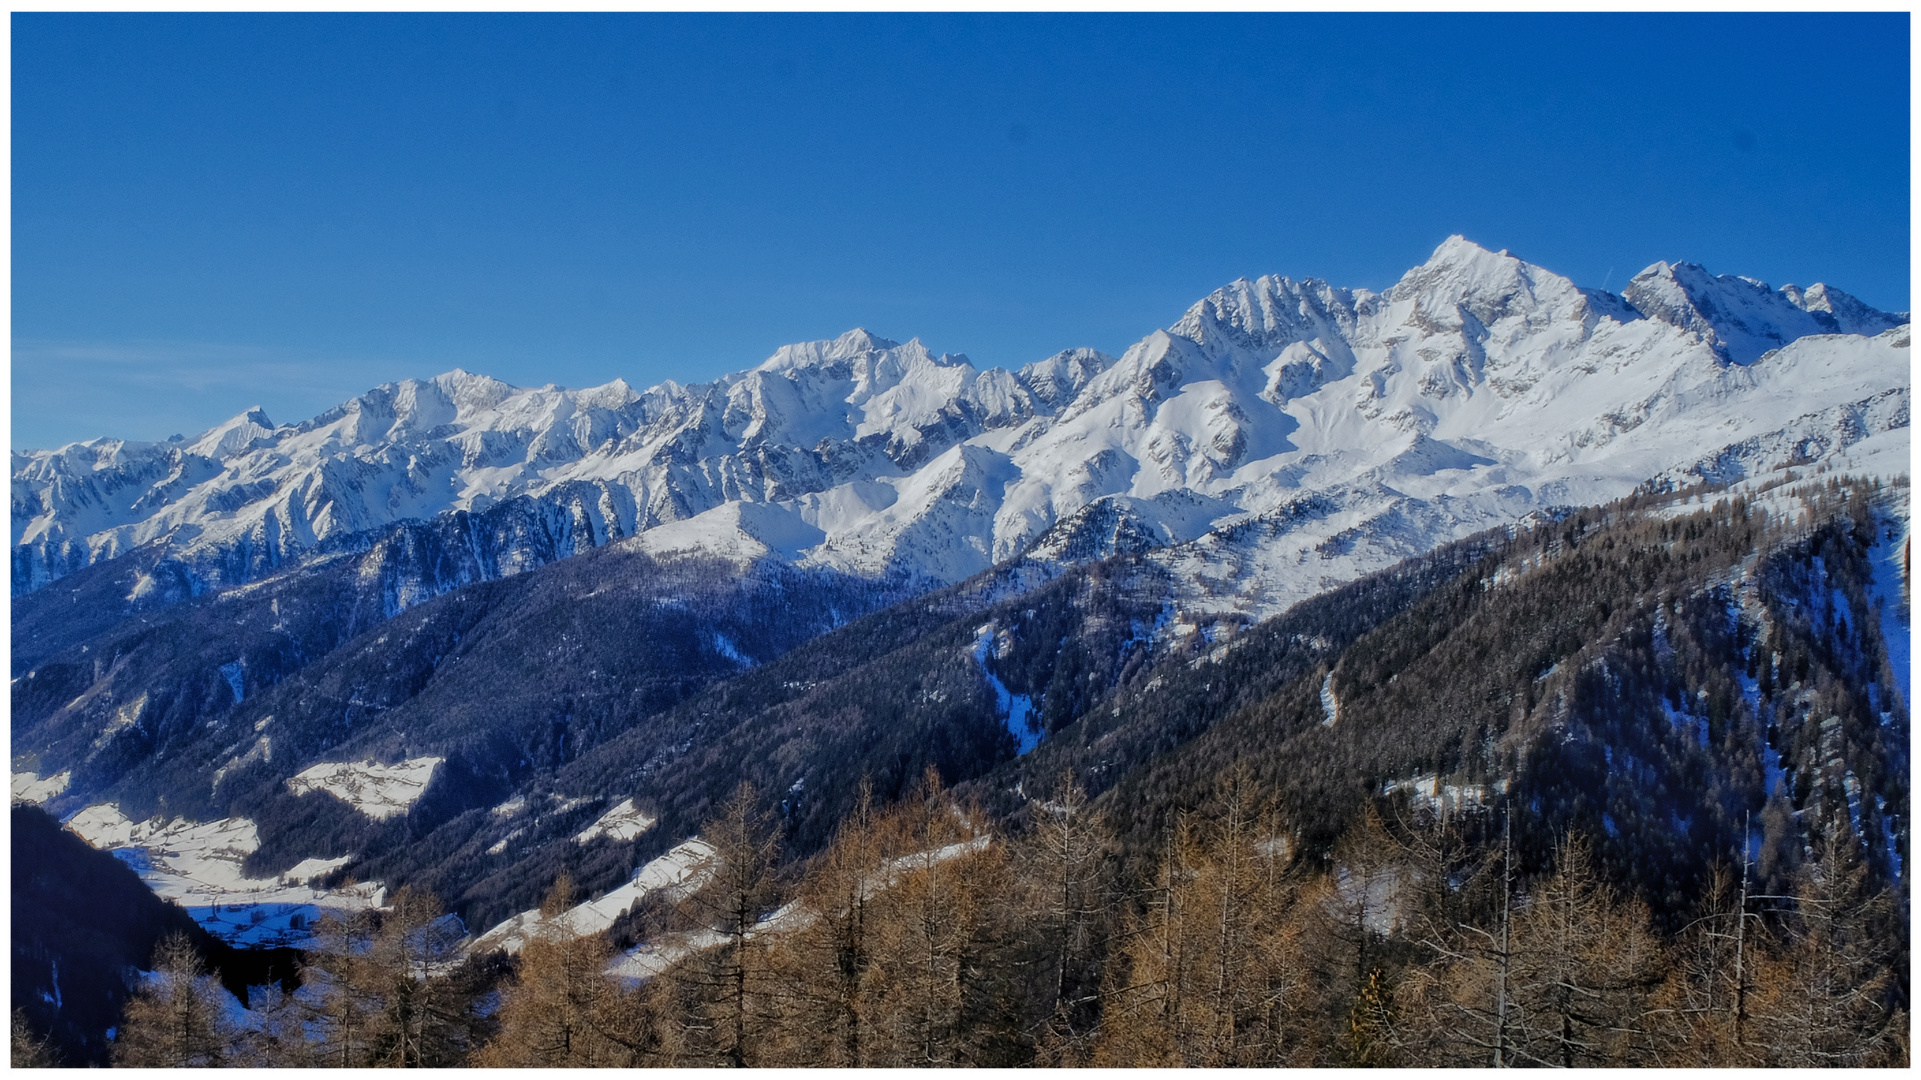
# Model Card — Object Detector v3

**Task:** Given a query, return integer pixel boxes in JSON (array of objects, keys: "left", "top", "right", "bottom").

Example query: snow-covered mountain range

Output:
[{"left": 13, "top": 236, "right": 1909, "bottom": 621}]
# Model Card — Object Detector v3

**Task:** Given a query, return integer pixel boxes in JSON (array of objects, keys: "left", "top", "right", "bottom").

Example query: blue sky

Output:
[{"left": 12, "top": 12, "right": 1910, "bottom": 450}]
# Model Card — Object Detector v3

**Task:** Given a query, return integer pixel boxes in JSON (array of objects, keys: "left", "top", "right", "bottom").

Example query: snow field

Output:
[
  {"left": 468, "top": 839, "right": 716, "bottom": 956},
  {"left": 65, "top": 804, "right": 381, "bottom": 948},
  {"left": 285, "top": 756, "right": 443, "bottom": 820},
  {"left": 605, "top": 834, "right": 991, "bottom": 983},
  {"left": 11, "top": 769, "right": 70, "bottom": 803},
  {"left": 1382, "top": 773, "right": 1505, "bottom": 817},
  {"left": 971, "top": 623, "right": 1041, "bottom": 754},
  {"left": 574, "top": 798, "right": 658, "bottom": 845}
]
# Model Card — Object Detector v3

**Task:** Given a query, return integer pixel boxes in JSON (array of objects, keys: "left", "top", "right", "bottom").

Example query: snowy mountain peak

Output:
[
  {"left": 755, "top": 328, "right": 903, "bottom": 374},
  {"left": 1780, "top": 282, "right": 1909, "bottom": 336},
  {"left": 1397, "top": 234, "right": 1531, "bottom": 290},
  {"left": 1172, "top": 274, "right": 1363, "bottom": 357},
  {"left": 1424, "top": 232, "right": 1508, "bottom": 270},
  {"left": 1623, "top": 261, "right": 1907, "bottom": 365},
  {"left": 832, "top": 327, "right": 894, "bottom": 357},
  {"left": 745, "top": 331, "right": 985, "bottom": 439},
  {"left": 428, "top": 368, "right": 517, "bottom": 408},
  {"left": 1018, "top": 348, "right": 1116, "bottom": 411},
  {"left": 575, "top": 377, "right": 642, "bottom": 411},
  {"left": 184, "top": 406, "right": 277, "bottom": 460},
  {"left": 13, "top": 239, "right": 1908, "bottom": 622},
  {"left": 1384, "top": 235, "right": 1595, "bottom": 331}
]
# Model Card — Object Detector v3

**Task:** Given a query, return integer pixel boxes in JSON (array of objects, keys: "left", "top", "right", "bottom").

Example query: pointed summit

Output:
[
  {"left": 1382, "top": 235, "right": 1598, "bottom": 331},
  {"left": 1428, "top": 233, "right": 1500, "bottom": 264},
  {"left": 830, "top": 327, "right": 894, "bottom": 357},
  {"left": 430, "top": 368, "right": 514, "bottom": 404},
  {"left": 1622, "top": 261, "right": 1905, "bottom": 365},
  {"left": 1780, "top": 282, "right": 1908, "bottom": 337},
  {"left": 184, "top": 406, "right": 277, "bottom": 459},
  {"left": 1019, "top": 347, "right": 1115, "bottom": 411},
  {"left": 1172, "top": 273, "right": 1359, "bottom": 354},
  {"left": 756, "top": 328, "right": 904, "bottom": 374},
  {"left": 1396, "top": 235, "right": 1522, "bottom": 286},
  {"left": 578, "top": 376, "right": 642, "bottom": 411}
]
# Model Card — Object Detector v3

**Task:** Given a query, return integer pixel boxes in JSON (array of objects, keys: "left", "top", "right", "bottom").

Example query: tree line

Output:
[{"left": 90, "top": 769, "right": 1905, "bottom": 1068}]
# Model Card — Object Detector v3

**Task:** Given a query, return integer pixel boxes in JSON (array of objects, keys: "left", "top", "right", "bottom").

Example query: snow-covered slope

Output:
[
  {"left": 468, "top": 838, "right": 714, "bottom": 956},
  {"left": 12, "top": 334, "right": 1104, "bottom": 595},
  {"left": 14, "top": 237, "right": 1908, "bottom": 624},
  {"left": 285, "top": 757, "right": 444, "bottom": 821},
  {"left": 64, "top": 804, "right": 381, "bottom": 948}
]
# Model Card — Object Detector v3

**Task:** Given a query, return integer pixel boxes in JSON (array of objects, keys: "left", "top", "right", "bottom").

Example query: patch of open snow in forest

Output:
[
  {"left": 1383, "top": 773, "right": 1500, "bottom": 815},
  {"left": 971, "top": 624, "right": 1041, "bottom": 754},
  {"left": 1844, "top": 772, "right": 1866, "bottom": 840},
  {"left": 1876, "top": 794, "right": 1904, "bottom": 882},
  {"left": 286, "top": 756, "right": 443, "bottom": 820},
  {"left": 1331, "top": 864, "right": 1411, "bottom": 936},
  {"left": 604, "top": 833, "right": 992, "bottom": 983},
  {"left": 11, "top": 769, "right": 70, "bottom": 803},
  {"left": 709, "top": 631, "right": 752, "bottom": 667},
  {"left": 574, "top": 798, "right": 657, "bottom": 845},
  {"left": 1865, "top": 509, "right": 1910, "bottom": 714},
  {"left": 873, "top": 836, "right": 992, "bottom": 891},
  {"left": 1759, "top": 734, "right": 1789, "bottom": 802},
  {"left": 1734, "top": 663, "right": 1791, "bottom": 800},
  {"left": 218, "top": 661, "right": 245, "bottom": 703},
  {"left": 128, "top": 969, "right": 253, "bottom": 1031},
  {"left": 65, "top": 804, "right": 381, "bottom": 947},
  {"left": 279, "top": 855, "right": 354, "bottom": 882},
  {"left": 605, "top": 928, "right": 731, "bottom": 983},
  {"left": 1661, "top": 697, "right": 1711, "bottom": 750},
  {"left": 469, "top": 840, "right": 716, "bottom": 957}
]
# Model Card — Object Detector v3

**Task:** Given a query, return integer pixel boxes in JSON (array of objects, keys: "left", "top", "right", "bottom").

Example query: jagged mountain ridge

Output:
[
  {"left": 13, "top": 238, "right": 1909, "bottom": 626},
  {"left": 11, "top": 334, "right": 1107, "bottom": 595}
]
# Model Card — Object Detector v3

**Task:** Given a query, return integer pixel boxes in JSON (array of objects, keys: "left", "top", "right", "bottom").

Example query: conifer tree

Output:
[
  {"left": 768, "top": 778, "right": 888, "bottom": 1067},
  {"left": 1094, "top": 772, "right": 1311, "bottom": 1066},
  {"left": 671, "top": 781, "right": 784, "bottom": 1067},
  {"left": 1647, "top": 862, "right": 1758, "bottom": 1065},
  {"left": 11, "top": 1009, "right": 58, "bottom": 1068},
  {"left": 110, "top": 933, "right": 230, "bottom": 1068},
  {"left": 862, "top": 767, "right": 1014, "bottom": 1065},
  {"left": 300, "top": 884, "right": 476, "bottom": 1066},
  {"left": 1745, "top": 820, "right": 1905, "bottom": 1066},
  {"left": 1503, "top": 834, "right": 1664, "bottom": 1067},
  {"left": 1091, "top": 811, "right": 1199, "bottom": 1066},
  {"left": 1019, "top": 771, "right": 1111, "bottom": 1062},
  {"left": 1327, "top": 804, "right": 1405, "bottom": 993},
  {"left": 231, "top": 981, "right": 313, "bottom": 1068},
  {"left": 363, "top": 885, "right": 472, "bottom": 1067},
  {"left": 476, "top": 875, "right": 644, "bottom": 1066},
  {"left": 301, "top": 905, "right": 383, "bottom": 1066}
]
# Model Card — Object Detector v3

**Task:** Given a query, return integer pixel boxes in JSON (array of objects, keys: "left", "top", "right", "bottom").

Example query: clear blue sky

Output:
[{"left": 12, "top": 13, "right": 1910, "bottom": 450}]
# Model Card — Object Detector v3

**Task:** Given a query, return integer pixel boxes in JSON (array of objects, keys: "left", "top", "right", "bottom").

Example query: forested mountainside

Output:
[
  {"left": 11, "top": 805, "right": 296, "bottom": 1066},
  {"left": 13, "top": 537, "right": 914, "bottom": 830},
  {"left": 1080, "top": 481, "right": 1907, "bottom": 912},
  {"left": 25, "top": 473, "right": 1908, "bottom": 1067}
]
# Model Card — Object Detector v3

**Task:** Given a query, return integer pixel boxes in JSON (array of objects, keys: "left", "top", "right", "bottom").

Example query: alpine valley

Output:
[{"left": 11, "top": 237, "right": 1911, "bottom": 1066}]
